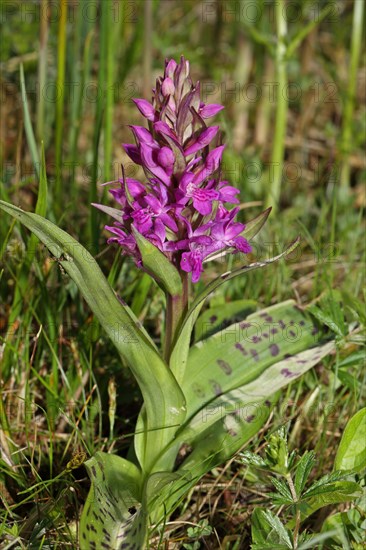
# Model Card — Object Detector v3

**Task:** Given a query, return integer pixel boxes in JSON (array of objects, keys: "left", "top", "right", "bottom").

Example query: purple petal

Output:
[
  {"left": 158, "top": 147, "right": 175, "bottom": 168},
  {"left": 165, "top": 59, "right": 178, "bottom": 79},
  {"left": 122, "top": 144, "right": 142, "bottom": 165},
  {"left": 125, "top": 178, "right": 146, "bottom": 197},
  {"left": 205, "top": 145, "right": 225, "bottom": 172},
  {"left": 109, "top": 188, "right": 125, "bottom": 205},
  {"left": 162, "top": 77, "right": 175, "bottom": 96},
  {"left": 132, "top": 98, "right": 155, "bottom": 121},
  {"left": 232, "top": 236, "right": 252, "bottom": 253},
  {"left": 180, "top": 251, "right": 203, "bottom": 283},
  {"left": 200, "top": 104, "right": 225, "bottom": 118},
  {"left": 152, "top": 218, "right": 166, "bottom": 244},
  {"left": 160, "top": 212, "right": 178, "bottom": 232},
  {"left": 218, "top": 184, "right": 240, "bottom": 203},
  {"left": 184, "top": 126, "right": 219, "bottom": 156},
  {"left": 193, "top": 145, "right": 225, "bottom": 184},
  {"left": 131, "top": 208, "right": 153, "bottom": 234},
  {"left": 129, "top": 125, "right": 156, "bottom": 145},
  {"left": 144, "top": 194, "right": 161, "bottom": 212},
  {"left": 192, "top": 189, "right": 219, "bottom": 215},
  {"left": 154, "top": 121, "right": 178, "bottom": 141},
  {"left": 140, "top": 143, "right": 171, "bottom": 186}
]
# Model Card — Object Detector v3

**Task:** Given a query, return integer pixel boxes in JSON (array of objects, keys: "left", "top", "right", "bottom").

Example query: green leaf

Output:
[
  {"left": 297, "top": 481, "right": 362, "bottom": 523},
  {"left": 157, "top": 329, "right": 334, "bottom": 478},
  {"left": 26, "top": 143, "right": 48, "bottom": 267},
  {"left": 179, "top": 340, "right": 335, "bottom": 442},
  {"left": 334, "top": 408, "right": 366, "bottom": 473},
  {"left": 302, "top": 471, "right": 350, "bottom": 499},
  {"left": 20, "top": 64, "right": 40, "bottom": 179},
  {"left": 286, "top": 4, "right": 333, "bottom": 58},
  {"left": 251, "top": 509, "right": 292, "bottom": 549},
  {"left": 177, "top": 396, "right": 276, "bottom": 480},
  {"left": 180, "top": 300, "right": 332, "bottom": 429},
  {"left": 307, "top": 304, "right": 345, "bottom": 339},
  {"left": 0, "top": 201, "right": 186, "bottom": 473},
  {"left": 242, "top": 207, "right": 272, "bottom": 240},
  {"left": 171, "top": 239, "right": 300, "bottom": 384},
  {"left": 321, "top": 505, "right": 366, "bottom": 548},
  {"left": 80, "top": 452, "right": 146, "bottom": 549},
  {"left": 194, "top": 299, "right": 257, "bottom": 342},
  {"left": 270, "top": 477, "right": 294, "bottom": 504},
  {"left": 131, "top": 227, "right": 182, "bottom": 296},
  {"left": 294, "top": 451, "right": 316, "bottom": 496}
]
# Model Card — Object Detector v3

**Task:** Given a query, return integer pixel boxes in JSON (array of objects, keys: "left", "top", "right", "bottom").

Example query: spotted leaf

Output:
[{"left": 80, "top": 452, "right": 145, "bottom": 550}]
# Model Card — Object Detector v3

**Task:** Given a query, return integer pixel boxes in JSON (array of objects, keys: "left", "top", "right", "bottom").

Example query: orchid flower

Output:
[{"left": 96, "top": 56, "right": 251, "bottom": 284}]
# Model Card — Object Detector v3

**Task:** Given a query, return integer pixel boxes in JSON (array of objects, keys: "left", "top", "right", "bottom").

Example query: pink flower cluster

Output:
[{"left": 96, "top": 57, "right": 251, "bottom": 283}]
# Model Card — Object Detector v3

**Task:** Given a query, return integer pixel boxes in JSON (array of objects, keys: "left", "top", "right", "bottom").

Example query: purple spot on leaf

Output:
[
  {"left": 240, "top": 322, "right": 251, "bottom": 330},
  {"left": 210, "top": 379, "right": 223, "bottom": 396},
  {"left": 311, "top": 325, "right": 319, "bottom": 335},
  {"left": 235, "top": 342, "right": 248, "bottom": 355},
  {"left": 270, "top": 343, "right": 280, "bottom": 356},
  {"left": 281, "top": 368, "right": 297, "bottom": 378},
  {"left": 279, "top": 320, "right": 286, "bottom": 329},
  {"left": 209, "top": 315, "right": 218, "bottom": 323},
  {"left": 289, "top": 330, "right": 296, "bottom": 337},
  {"left": 265, "top": 315, "right": 273, "bottom": 322},
  {"left": 252, "top": 335, "right": 262, "bottom": 344},
  {"left": 270, "top": 328, "right": 278, "bottom": 335},
  {"left": 217, "top": 359, "right": 232, "bottom": 375},
  {"left": 246, "top": 415, "right": 255, "bottom": 423},
  {"left": 192, "top": 383, "right": 206, "bottom": 397},
  {"left": 250, "top": 349, "right": 259, "bottom": 362}
]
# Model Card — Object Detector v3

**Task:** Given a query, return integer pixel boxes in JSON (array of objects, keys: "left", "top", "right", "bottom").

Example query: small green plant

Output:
[
  {"left": 182, "top": 519, "right": 213, "bottom": 549},
  {"left": 243, "top": 409, "right": 366, "bottom": 549}
]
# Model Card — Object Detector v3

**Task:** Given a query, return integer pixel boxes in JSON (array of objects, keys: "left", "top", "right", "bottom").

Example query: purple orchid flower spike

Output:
[{"left": 95, "top": 56, "right": 252, "bottom": 283}]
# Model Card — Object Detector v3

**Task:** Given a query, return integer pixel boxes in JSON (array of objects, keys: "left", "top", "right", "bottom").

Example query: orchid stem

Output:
[{"left": 164, "top": 272, "right": 189, "bottom": 363}]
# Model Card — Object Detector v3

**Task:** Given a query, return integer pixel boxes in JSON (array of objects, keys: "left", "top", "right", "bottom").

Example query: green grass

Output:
[{"left": 0, "top": 0, "right": 365, "bottom": 548}]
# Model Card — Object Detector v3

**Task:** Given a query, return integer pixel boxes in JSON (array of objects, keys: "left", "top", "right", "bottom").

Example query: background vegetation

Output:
[{"left": 0, "top": 0, "right": 365, "bottom": 547}]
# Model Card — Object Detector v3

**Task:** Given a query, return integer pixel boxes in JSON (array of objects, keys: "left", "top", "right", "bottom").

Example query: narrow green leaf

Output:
[
  {"left": 92, "top": 202, "right": 123, "bottom": 223},
  {"left": 307, "top": 304, "right": 345, "bottom": 338},
  {"left": 242, "top": 207, "right": 272, "bottom": 240},
  {"left": 296, "top": 531, "right": 340, "bottom": 550},
  {"left": 294, "top": 451, "right": 316, "bottom": 496},
  {"left": 286, "top": 4, "right": 333, "bottom": 58},
  {"left": 20, "top": 64, "right": 40, "bottom": 178},
  {"left": 27, "top": 143, "right": 48, "bottom": 267},
  {"left": 334, "top": 408, "right": 366, "bottom": 473},
  {"left": 0, "top": 201, "right": 186, "bottom": 473},
  {"left": 270, "top": 477, "right": 293, "bottom": 503},
  {"left": 132, "top": 227, "right": 183, "bottom": 296},
  {"left": 251, "top": 509, "right": 292, "bottom": 549},
  {"left": 80, "top": 452, "right": 146, "bottom": 549}
]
